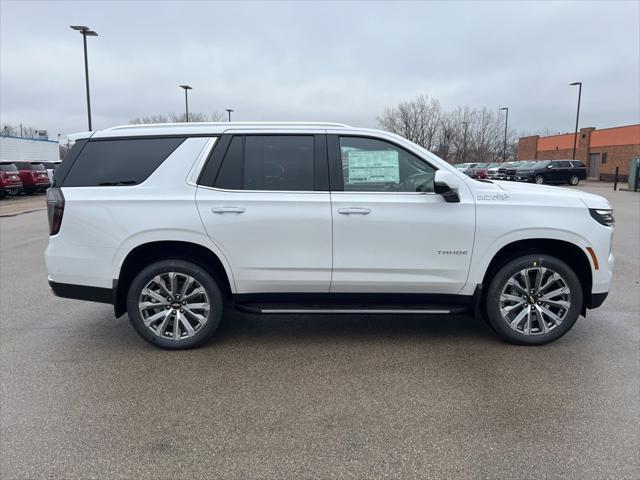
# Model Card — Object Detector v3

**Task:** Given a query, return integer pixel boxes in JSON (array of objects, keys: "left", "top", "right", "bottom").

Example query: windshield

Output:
[{"left": 0, "top": 163, "right": 18, "bottom": 172}]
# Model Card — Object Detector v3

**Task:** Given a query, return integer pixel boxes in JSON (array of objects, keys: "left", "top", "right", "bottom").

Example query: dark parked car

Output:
[
  {"left": 0, "top": 162, "right": 24, "bottom": 197},
  {"left": 14, "top": 161, "right": 51, "bottom": 194},
  {"left": 516, "top": 160, "right": 587, "bottom": 185},
  {"left": 504, "top": 161, "right": 535, "bottom": 180},
  {"left": 496, "top": 161, "right": 520, "bottom": 180}
]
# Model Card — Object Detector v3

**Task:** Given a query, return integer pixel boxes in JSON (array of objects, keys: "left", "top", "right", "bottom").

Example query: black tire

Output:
[
  {"left": 568, "top": 175, "right": 580, "bottom": 186},
  {"left": 126, "top": 259, "right": 224, "bottom": 349},
  {"left": 485, "top": 254, "right": 583, "bottom": 345},
  {"left": 534, "top": 175, "right": 544, "bottom": 185}
]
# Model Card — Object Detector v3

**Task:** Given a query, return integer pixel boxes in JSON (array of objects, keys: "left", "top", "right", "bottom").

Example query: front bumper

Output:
[{"left": 1, "top": 185, "right": 22, "bottom": 195}]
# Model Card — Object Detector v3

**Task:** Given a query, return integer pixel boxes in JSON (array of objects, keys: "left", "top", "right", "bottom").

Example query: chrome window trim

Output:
[
  {"left": 195, "top": 184, "right": 436, "bottom": 196},
  {"left": 186, "top": 137, "right": 218, "bottom": 186}
]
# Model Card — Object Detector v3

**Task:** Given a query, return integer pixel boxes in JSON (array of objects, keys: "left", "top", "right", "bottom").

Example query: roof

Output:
[{"left": 78, "top": 122, "right": 352, "bottom": 139}]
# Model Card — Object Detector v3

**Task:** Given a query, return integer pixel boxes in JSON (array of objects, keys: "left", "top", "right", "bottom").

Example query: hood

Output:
[{"left": 492, "top": 180, "right": 611, "bottom": 209}]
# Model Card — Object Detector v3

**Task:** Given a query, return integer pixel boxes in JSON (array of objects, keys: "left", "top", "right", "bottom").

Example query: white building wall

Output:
[{"left": 0, "top": 137, "right": 59, "bottom": 162}]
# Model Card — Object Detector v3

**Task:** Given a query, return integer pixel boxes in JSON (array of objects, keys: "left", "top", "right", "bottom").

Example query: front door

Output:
[
  {"left": 196, "top": 133, "right": 332, "bottom": 293},
  {"left": 551, "top": 160, "right": 572, "bottom": 182},
  {"left": 589, "top": 153, "right": 600, "bottom": 178},
  {"left": 328, "top": 134, "right": 475, "bottom": 294}
]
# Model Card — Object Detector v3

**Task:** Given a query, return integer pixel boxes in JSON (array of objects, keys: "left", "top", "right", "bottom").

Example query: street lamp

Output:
[
  {"left": 179, "top": 85, "right": 192, "bottom": 122},
  {"left": 499, "top": 107, "right": 509, "bottom": 162},
  {"left": 461, "top": 121, "right": 468, "bottom": 163},
  {"left": 70, "top": 26, "right": 98, "bottom": 131},
  {"left": 570, "top": 82, "right": 582, "bottom": 160},
  {"left": 225, "top": 109, "right": 234, "bottom": 122}
]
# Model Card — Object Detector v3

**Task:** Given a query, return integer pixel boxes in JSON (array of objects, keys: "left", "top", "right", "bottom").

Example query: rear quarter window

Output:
[{"left": 61, "top": 137, "right": 185, "bottom": 187}]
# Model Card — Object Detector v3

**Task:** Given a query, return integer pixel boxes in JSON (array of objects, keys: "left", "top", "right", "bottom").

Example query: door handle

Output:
[
  {"left": 211, "top": 207, "right": 245, "bottom": 214},
  {"left": 337, "top": 207, "right": 371, "bottom": 215}
]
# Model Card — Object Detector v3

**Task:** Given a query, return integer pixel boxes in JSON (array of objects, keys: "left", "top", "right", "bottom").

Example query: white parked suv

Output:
[{"left": 46, "top": 122, "right": 614, "bottom": 349}]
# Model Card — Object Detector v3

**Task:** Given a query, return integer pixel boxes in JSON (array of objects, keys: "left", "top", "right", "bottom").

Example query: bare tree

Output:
[
  {"left": 377, "top": 95, "right": 441, "bottom": 150},
  {"left": 130, "top": 111, "right": 225, "bottom": 124},
  {"left": 1, "top": 123, "right": 39, "bottom": 138},
  {"left": 378, "top": 96, "right": 519, "bottom": 164}
]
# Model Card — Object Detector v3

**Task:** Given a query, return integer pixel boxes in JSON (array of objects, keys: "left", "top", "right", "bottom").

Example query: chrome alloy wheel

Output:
[
  {"left": 138, "top": 272, "right": 210, "bottom": 341},
  {"left": 499, "top": 267, "right": 571, "bottom": 336}
]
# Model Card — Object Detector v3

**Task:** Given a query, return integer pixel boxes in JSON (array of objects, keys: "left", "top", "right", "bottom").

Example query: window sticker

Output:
[{"left": 346, "top": 150, "right": 399, "bottom": 183}]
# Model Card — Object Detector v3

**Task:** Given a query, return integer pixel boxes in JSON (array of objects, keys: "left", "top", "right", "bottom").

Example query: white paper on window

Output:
[{"left": 346, "top": 150, "right": 399, "bottom": 183}]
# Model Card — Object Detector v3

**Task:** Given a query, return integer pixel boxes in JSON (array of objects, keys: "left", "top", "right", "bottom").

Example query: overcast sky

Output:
[{"left": 1, "top": 0, "right": 639, "bottom": 139}]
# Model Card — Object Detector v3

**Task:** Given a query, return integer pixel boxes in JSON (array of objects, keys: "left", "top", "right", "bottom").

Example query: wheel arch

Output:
[
  {"left": 114, "top": 240, "right": 234, "bottom": 317},
  {"left": 480, "top": 238, "right": 593, "bottom": 315}
]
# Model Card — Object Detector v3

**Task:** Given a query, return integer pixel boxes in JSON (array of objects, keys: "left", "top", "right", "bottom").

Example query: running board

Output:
[{"left": 235, "top": 305, "right": 468, "bottom": 315}]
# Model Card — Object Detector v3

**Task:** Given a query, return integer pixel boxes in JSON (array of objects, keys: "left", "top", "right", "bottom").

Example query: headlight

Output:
[{"left": 589, "top": 208, "right": 615, "bottom": 227}]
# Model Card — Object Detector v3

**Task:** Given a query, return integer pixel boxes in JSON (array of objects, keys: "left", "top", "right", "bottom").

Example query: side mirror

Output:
[
  {"left": 547, "top": 165, "right": 553, "bottom": 168},
  {"left": 434, "top": 170, "right": 461, "bottom": 203}
]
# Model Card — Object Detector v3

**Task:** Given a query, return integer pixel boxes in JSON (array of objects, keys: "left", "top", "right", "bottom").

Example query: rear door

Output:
[
  {"left": 327, "top": 133, "right": 475, "bottom": 294},
  {"left": 196, "top": 131, "right": 332, "bottom": 293}
]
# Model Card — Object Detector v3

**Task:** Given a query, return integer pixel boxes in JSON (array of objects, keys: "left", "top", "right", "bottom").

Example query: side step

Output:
[{"left": 235, "top": 304, "right": 469, "bottom": 315}]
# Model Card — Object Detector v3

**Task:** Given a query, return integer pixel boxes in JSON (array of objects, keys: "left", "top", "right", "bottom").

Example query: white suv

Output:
[{"left": 46, "top": 122, "right": 614, "bottom": 349}]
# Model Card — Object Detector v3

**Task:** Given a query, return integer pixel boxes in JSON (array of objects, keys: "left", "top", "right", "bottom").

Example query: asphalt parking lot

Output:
[{"left": 1, "top": 183, "right": 638, "bottom": 479}]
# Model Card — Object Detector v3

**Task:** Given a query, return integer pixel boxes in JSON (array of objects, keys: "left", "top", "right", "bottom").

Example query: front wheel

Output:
[
  {"left": 485, "top": 254, "right": 583, "bottom": 345},
  {"left": 569, "top": 175, "right": 580, "bottom": 185},
  {"left": 534, "top": 175, "right": 544, "bottom": 185},
  {"left": 127, "top": 259, "right": 224, "bottom": 349}
]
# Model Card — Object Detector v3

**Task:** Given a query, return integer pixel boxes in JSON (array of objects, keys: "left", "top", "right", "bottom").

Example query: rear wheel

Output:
[
  {"left": 569, "top": 175, "right": 580, "bottom": 185},
  {"left": 485, "top": 254, "right": 582, "bottom": 345},
  {"left": 534, "top": 175, "right": 544, "bottom": 185},
  {"left": 126, "top": 259, "right": 224, "bottom": 349}
]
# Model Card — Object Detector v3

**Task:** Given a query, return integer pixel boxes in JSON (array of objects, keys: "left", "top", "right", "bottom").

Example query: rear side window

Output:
[
  {"left": 572, "top": 161, "right": 586, "bottom": 168},
  {"left": 214, "top": 135, "right": 314, "bottom": 191},
  {"left": 61, "top": 137, "right": 184, "bottom": 187}
]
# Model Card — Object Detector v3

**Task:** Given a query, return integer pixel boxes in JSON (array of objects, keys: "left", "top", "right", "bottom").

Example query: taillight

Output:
[{"left": 46, "top": 187, "right": 65, "bottom": 235}]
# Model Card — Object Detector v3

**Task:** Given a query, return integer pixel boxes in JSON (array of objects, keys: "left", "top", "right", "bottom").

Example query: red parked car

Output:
[
  {"left": 14, "top": 161, "right": 51, "bottom": 194},
  {"left": 0, "top": 162, "right": 24, "bottom": 197},
  {"left": 470, "top": 163, "right": 490, "bottom": 179}
]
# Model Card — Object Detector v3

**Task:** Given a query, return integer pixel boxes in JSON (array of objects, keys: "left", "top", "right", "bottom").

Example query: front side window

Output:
[
  {"left": 215, "top": 135, "right": 314, "bottom": 191},
  {"left": 533, "top": 161, "right": 550, "bottom": 168},
  {"left": 556, "top": 161, "right": 572, "bottom": 168},
  {"left": 339, "top": 137, "right": 435, "bottom": 192}
]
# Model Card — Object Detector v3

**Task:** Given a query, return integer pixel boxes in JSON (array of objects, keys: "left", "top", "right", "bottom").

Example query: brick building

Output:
[{"left": 517, "top": 124, "right": 640, "bottom": 181}]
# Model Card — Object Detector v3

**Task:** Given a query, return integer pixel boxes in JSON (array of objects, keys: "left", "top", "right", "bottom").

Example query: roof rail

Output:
[{"left": 106, "top": 121, "right": 351, "bottom": 131}]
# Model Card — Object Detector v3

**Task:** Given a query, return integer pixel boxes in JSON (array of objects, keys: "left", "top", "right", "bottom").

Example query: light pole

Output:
[
  {"left": 179, "top": 85, "right": 192, "bottom": 122},
  {"left": 225, "top": 109, "right": 234, "bottom": 122},
  {"left": 499, "top": 107, "right": 509, "bottom": 162},
  {"left": 461, "top": 121, "right": 468, "bottom": 163},
  {"left": 70, "top": 26, "right": 98, "bottom": 131},
  {"left": 570, "top": 82, "right": 582, "bottom": 160}
]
